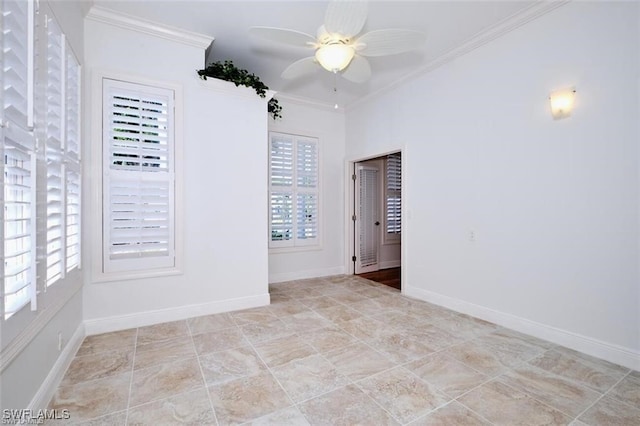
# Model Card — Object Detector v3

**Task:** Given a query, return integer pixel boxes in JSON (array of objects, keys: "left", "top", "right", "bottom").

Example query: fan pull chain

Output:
[{"left": 333, "top": 71, "right": 339, "bottom": 109}]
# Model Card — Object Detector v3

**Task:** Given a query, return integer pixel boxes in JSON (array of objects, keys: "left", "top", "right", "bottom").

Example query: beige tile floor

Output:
[{"left": 47, "top": 275, "right": 640, "bottom": 425}]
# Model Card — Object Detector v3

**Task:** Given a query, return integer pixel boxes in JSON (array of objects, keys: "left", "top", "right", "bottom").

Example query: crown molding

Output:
[
  {"left": 86, "top": 6, "right": 214, "bottom": 50},
  {"left": 347, "top": 0, "right": 571, "bottom": 111}
]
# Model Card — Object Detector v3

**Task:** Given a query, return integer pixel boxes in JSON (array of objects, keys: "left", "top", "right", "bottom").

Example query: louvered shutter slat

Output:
[
  {"left": 65, "top": 169, "right": 81, "bottom": 271},
  {"left": 359, "top": 167, "right": 378, "bottom": 267},
  {"left": 270, "top": 192, "right": 293, "bottom": 241},
  {"left": 64, "top": 42, "right": 82, "bottom": 272},
  {"left": 3, "top": 145, "right": 34, "bottom": 318},
  {"left": 296, "top": 140, "right": 317, "bottom": 188},
  {"left": 270, "top": 137, "right": 293, "bottom": 187},
  {"left": 65, "top": 45, "right": 81, "bottom": 159},
  {"left": 3, "top": 0, "right": 32, "bottom": 129},
  {"left": 296, "top": 193, "right": 318, "bottom": 240},
  {"left": 45, "top": 16, "right": 66, "bottom": 286},
  {"left": 385, "top": 153, "right": 401, "bottom": 235}
]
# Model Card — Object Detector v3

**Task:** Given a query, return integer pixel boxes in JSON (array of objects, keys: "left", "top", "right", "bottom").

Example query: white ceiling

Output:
[{"left": 93, "top": 0, "right": 538, "bottom": 107}]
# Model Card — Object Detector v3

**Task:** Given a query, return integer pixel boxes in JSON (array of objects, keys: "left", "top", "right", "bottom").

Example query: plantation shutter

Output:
[
  {"left": 3, "top": 146, "right": 36, "bottom": 319},
  {"left": 103, "top": 79, "right": 175, "bottom": 273},
  {"left": 65, "top": 169, "right": 80, "bottom": 271},
  {"left": 65, "top": 41, "right": 81, "bottom": 160},
  {"left": 295, "top": 139, "right": 318, "bottom": 244},
  {"left": 268, "top": 132, "right": 319, "bottom": 248},
  {"left": 269, "top": 134, "right": 294, "bottom": 244},
  {"left": 359, "top": 166, "right": 378, "bottom": 267},
  {"left": 2, "top": 0, "right": 37, "bottom": 318},
  {"left": 65, "top": 44, "right": 81, "bottom": 272},
  {"left": 2, "top": 0, "right": 34, "bottom": 129},
  {"left": 45, "top": 16, "right": 65, "bottom": 286},
  {"left": 385, "top": 153, "right": 401, "bottom": 236}
]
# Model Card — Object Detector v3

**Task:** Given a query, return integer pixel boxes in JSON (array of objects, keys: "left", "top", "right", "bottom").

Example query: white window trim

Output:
[
  {"left": 90, "top": 70, "right": 183, "bottom": 283},
  {"left": 268, "top": 131, "right": 322, "bottom": 251}
]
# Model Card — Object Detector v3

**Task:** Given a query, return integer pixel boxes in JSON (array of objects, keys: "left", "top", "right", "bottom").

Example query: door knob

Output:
[{"left": 375, "top": 221, "right": 380, "bottom": 226}]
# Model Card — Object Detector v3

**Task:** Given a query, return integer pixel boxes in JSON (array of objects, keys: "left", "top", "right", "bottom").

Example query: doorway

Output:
[{"left": 352, "top": 152, "right": 401, "bottom": 290}]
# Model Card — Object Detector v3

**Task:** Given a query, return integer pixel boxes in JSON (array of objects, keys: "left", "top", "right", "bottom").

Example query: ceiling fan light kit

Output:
[
  {"left": 315, "top": 43, "right": 356, "bottom": 72},
  {"left": 250, "top": 0, "right": 426, "bottom": 84}
]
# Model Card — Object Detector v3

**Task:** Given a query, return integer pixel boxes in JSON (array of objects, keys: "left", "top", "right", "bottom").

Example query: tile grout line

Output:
[
  {"left": 123, "top": 327, "right": 139, "bottom": 426},
  {"left": 487, "top": 368, "right": 586, "bottom": 422},
  {"left": 268, "top": 284, "right": 401, "bottom": 418},
  {"left": 238, "top": 327, "right": 302, "bottom": 421},
  {"left": 399, "top": 356, "right": 501, "bottom": 426},
  {"left": 187, "top": 318, "right": 221, "bottom": 426},
  {"left": 332, "top": 282, "right": 486, "bottom": 424},
  {"left": 571, "top": 369, "right": 633, "bottom": 423},
  {"left": 309, "top": 295, "right": 446, "bottom": 424},
  {"left": 444, "top": 400, "right": 498, "bottom": 426},
  {"left": 512, "top": 350, "right": 637, "bottom": 420}
]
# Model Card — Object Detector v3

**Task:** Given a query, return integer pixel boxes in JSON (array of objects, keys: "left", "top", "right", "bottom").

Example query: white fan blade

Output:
[
  {"left": 250, "top": 26, "right": 317, "bottom": 48},
  {"left": 341, "top": 55, "right": 371, "bottom": 83},
  {"left": 324, "top": 0, "right": 368, "bottom": 38},
  {"left": 356, "top": 29, "right": 426, "bottom": 57},
  {"left": 281, "top": 57, "right": 319, "bottom": 79}
]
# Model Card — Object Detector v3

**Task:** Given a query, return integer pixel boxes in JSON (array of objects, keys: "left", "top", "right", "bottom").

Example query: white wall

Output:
[
  {"left": 268, "top": 98, "right": 346, "bottom": 282},
  {"left": 1, "top": 292, "right": 83, "bottom": 410},
  {"left": 346, "top": 1, "right": 639, "bottom": 369},
  {"left": 82, "top": 16, "right": 270, "bottom": 332}
]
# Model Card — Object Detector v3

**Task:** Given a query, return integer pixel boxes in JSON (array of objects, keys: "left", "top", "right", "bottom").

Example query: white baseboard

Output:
[
  {"left": 404, "top": 285, "right": 640, "bottom": 371},
  {"left": 84, "top": 293, "right": 270, "bottom": 336},
  {"left": 28, "top": 323, "right": 85, "bottom": 410},
  {"left": 269, "top": 266, "right": 345, "bottom": 284},
  {"left": 380, "top": 260, "right": 401, "bottom": 269}
]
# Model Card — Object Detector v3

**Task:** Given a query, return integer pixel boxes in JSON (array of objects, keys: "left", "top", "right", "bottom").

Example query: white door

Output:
[{"left": 355, "top": 165, "right": 380, "bottom": 273}]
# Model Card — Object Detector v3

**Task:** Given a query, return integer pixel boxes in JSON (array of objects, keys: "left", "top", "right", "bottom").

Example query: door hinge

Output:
[
  {"left": 352, "top": 255, "right": 357, "bottom": 262},
  {"left": 352, "top": 174, "right": 356, "bottom": 181},
  {"left": 352, "top": 214, "right": 356, "bottom": 221}
]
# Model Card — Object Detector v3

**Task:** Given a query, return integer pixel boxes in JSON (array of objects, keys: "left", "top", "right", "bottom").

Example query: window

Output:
[
  {"left": 45, "top": 15, "right": 65, "bottom": 286},
  {"left": 3, "top": 147, "right": 36, "bottom": 319},
  {"left": 66, "top": 169, "right": 81, "bottom": 271},
  {"left": 2, "top": 1, "right": 83, "bottom": 322},
  {"left": 65, "top": 41, "right": 81, "bottom": 272},
  {"left": 385, "top": 152, "right": 401, "bottom": 241},
  {"left": 45, "top": 16, "right": 82, "bottom": 287},
  {"left": 2, "top": 0, "right": 34, "bottom": 129},
  {"left": 2, "top": 0, "right": 37, "bottom": 319},
  {"left": 102, "top": 78, "right": 176, "bottom": 273},
  {"left": 269, "top": 132, "right": 319, "bottom": 248}
]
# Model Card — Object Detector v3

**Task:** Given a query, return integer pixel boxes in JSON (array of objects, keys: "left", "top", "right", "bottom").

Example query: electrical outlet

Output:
[{"left": 468, "top": 230, "right": 476, "bottom": 242}]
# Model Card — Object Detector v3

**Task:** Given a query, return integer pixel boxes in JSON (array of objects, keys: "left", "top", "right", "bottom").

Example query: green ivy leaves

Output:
[{"left": 198, "top": 61, "right": 283, "bottom": 120}]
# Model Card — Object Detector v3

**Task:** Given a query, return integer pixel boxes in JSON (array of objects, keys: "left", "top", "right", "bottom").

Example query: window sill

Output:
[
  {"left": 268, "top": 244, "right": 323, "bottom": 254},
  {"left": 93, "top": 266, "right": 183, "bottom": 284}
]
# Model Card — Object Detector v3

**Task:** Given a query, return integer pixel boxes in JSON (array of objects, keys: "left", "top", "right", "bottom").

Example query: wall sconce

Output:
[{"left": 549, "top": 88, "right": 576, "bottom": 120}]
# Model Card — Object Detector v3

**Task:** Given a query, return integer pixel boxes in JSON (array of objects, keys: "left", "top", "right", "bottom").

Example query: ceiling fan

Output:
[{"left": 250, "top": 0, "right": 426, "bottom": 83}]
